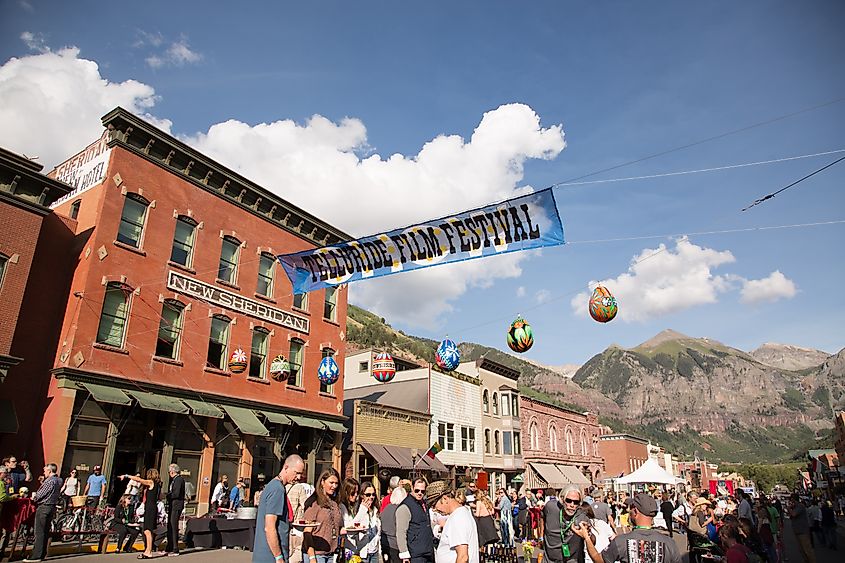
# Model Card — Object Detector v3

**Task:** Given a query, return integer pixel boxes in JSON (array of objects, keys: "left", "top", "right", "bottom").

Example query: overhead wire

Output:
[{"left": 741, "top": 155, "right": 845, "bottom": 211}]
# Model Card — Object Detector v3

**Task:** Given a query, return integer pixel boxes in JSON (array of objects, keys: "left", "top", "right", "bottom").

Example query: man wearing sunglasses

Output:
[
  {"left": 540, "top": 485, "right": 590, "bottom": 563},
  {"left": 397, "top": 478, "right": 435, "bottom": 563}
]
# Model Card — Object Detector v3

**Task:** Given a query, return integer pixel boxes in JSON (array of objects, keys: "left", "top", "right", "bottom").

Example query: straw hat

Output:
[
  {"left": 694, "top": 498, "right": 712, "bottom": 508},
  {"left": 425, "top": 480, "right": 452, "bottom": 506}
]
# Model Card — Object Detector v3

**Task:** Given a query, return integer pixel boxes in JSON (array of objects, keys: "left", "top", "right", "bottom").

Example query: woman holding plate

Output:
[{"left": 303, "top": 469, "right": 343, "bottom": 563}]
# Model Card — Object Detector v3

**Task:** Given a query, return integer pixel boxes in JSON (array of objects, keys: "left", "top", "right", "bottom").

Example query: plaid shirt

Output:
[{"left": 32, "top": 475, "right": 63, "bottom": 506}]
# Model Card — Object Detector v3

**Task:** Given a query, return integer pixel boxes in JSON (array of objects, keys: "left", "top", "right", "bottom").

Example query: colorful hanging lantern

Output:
[
  {"left": 269, "top": 355, "right": 291, "bottom": 381},
  {"left": 229, "top": 348, "right": 248, "bottom": 373},
  {"left": 318, "top": 356, "right": 340, "bottom": 385},
  {"left": 589, "top": 285, "right": 618, "bottom": 323},
  {"left": 506, "top": 316, "right": 534, "bottom": 353},
  {"left": 372, "top": 352, "right": 396, "bottom": 383},
  {"left": 435, "top": 338, "right": 461, "bottom": 372}
]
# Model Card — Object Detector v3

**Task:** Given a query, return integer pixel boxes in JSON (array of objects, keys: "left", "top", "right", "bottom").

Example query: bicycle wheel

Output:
[{"left": 55, "top": 512, "right": 78, "bottom": 542}]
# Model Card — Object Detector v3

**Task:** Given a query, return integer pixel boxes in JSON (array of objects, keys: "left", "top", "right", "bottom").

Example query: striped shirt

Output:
[{"left": 32, "top": 475, "right": 63, "bottom": 506}]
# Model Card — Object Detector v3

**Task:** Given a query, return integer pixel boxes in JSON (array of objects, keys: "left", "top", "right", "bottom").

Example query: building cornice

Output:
[
  {"left": 99, "top": 107, "right": 351, "bottom": 248},
  {"left": 599, "top": 433, "right": 648, "bottom": 444},
  {"left": 477, "top": 357, "right": 520, "bottom": 380},
  {"left": 520, "top": 395, "right": 590, "bottom": 418},
  {"left": 354, "top": 399, "right": 431, "bottom": 424},
  {"left": 0, "top": 147, "right": 73, "bottom": 214}
]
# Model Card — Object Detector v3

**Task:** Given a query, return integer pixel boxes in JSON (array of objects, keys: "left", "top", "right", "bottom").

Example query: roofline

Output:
[
  {"left": 352, "top": 398, "right": 432, "bottom": 420},
  {"left": 599, "top": 433, "right": 649, "bottom": 444},
  {"left": 477, "top": 357, "right": 520, "bottom": 380},
  {"left": 520, "top": 394, "right": 590, "bottom": 418}
]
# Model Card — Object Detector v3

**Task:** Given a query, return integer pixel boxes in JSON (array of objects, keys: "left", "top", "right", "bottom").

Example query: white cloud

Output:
[
  {"left": 0, "top": 48, "right": 171, "bottom": 168},
  {"left": 535, "top": 289, "right": 552, "bottom": 304},
  {"left": 19, "top": 1, "right": 34, "bottom": 13},
  {"left": 144, "top": 36, "right": 203, "bottom": 69},
  {"left": 516, "top": 286, "right": 526, "bottom": 298},
  {"left": 570, "top": 238, "right": 737, "bottom": 322},
  {"left": 20, "top": 31, "right": 48, "bottom": 53},
  {"left": 740, "top": 270, "right": 797, "bottom": 304}
]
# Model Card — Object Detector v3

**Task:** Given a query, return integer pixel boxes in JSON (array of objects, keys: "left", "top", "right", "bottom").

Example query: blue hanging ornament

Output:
[
  {"left": 318, "top": 356, "right": 340, "bottom": 385},
  {"left": 435, "top": 338, "right": 461, "bottom": 372}
]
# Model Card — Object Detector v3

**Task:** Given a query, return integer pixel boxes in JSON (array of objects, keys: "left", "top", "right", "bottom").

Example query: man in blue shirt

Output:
[
  {"left": 84, "top": 465, "right": 107, "bottom": 507},
  {"left": 253, "top": 454, "right": 305, "bottom": 563},
  {"left": 3, "top": 456, "right": 32, "bottom": 494}
]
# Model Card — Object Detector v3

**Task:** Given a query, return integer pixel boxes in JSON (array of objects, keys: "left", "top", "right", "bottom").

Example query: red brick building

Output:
[
  {"left": 519, "top": 396, "right": 604, "bottom": 489},
  {"left": 25, "top": 107, "right": 351, "bottom": 512},
  {"left": 598, "top": 433, "right": 649, "bottom": 478},
  {"left": 0, "top": 148, "right": 75, "bottom": 453}
]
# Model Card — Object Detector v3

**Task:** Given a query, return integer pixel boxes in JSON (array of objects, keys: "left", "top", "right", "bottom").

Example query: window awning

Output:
[
  {"left": 182, "top": 399, "right": 224, "bottom": 419},
  {"left": 361, "top": 443, "right": 405, "bottom": 469},
  {"left": 0, "top": 399, "right": 19, "bottom": 434},
  {"left": 127, "top": 390, "right": 189, "bottom": 414},
  {"left": 261, "top": 411, "right": 292, "bottom": 425},
  {"left": 415, "top": 451, "right": 448, "bottom": 473},
  {"left": 222, "top": 405, "right": 269, "bottom": 437},
  {"left": 83, "top": 382, "right": 132, "bottom": 405},
  {"left": 359, "top": 442, "right": 448, "bottom": 473},
  {"left": 287, "top": 415, "right": 324, "bottom": 429},
  {"left": 323, "top": 420, "right": 346, "bottom": 433},
  {"left": 530, "top": 463, "right": 567, "bottom": 489},
  {"left": 558, "top": 465, "right": 590, "bottom": 486}
]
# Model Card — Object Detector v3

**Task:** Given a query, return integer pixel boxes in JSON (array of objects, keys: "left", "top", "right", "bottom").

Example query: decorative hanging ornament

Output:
[
  {"left": 229, "top": 348, "right": 248, "bottom": 373},
  {"left": 372, "top": 352, "right": 396, "bottom": 383},
  {"left": 435, "top": 338, "right": 461, "bottom": 372},
  {"left": 318, "top": 356, "right": 340, "bottom": 385},
  {"left": 589, "top": 285, "right": 618, "bottom": 323},
  {"left": 269, "top": 354, "right": 291, "bottom": 381},
  {"left": 507, "top": 316, "right": 534, "bottom": 353}
]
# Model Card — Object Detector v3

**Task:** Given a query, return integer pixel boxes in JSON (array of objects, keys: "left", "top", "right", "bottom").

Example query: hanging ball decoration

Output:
[
  {"left": 372, "top": 352, "right": 396, "bottom": 383},
  {"left": 589, "top": 285, "right": 618, "bottom": 323},
  {"left": 318, "top": 356, "right": 340, "bottom": 386},
  {"left": 269, "top": 355, "right": 291, "bottom": 381},
  {"left": 229, "top": 348, "right": 248, "bottom": 374},
  {"left": 507, "top": 316, "right": 534, "bottom": 353},
  {"left": 435, "top": 338, "right": 461, "bottom": 372}
]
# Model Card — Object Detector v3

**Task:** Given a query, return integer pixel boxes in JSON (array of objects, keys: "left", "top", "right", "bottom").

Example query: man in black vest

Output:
[
  {"left": 396, "top": 478, "right": 434, "bottom": 563},
  {"left": 165, "top": 463, "right": 186, "bottom": 556}
]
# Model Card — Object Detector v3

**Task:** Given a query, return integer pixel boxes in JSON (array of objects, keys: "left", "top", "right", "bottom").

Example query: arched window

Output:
[
  {"left": 529, "top": 420, "right": 539, "bottom": 450},
  {"left": 565, "top": 426, "right": 574, "bottom": 455},
  {"left": 249, "top": 327, "right": 270, "bottom": 379},
  {"left": 218, "top": 236, "right": 241, "bottom": 284},
  {"left": 492, "top": 392, "right": 499, "bottom": 416},
  {"left": 580, "top": 430, "right": 588, "bottom": 456},
  {"left": 155, "top": 299, "right": 185, "bottom": 360},
  {"left": 206, "top": 314, "right": 231, "bottom": 370},
  {"left": 257, "top": 252, "right": 275, "bottom": 297},
  {"left": 494, "top": 430, "right": 500, "bottom": 455},
  {"left": 484, "top": 429, "right": 491, "bottom": 454},
  {"left": 117, "top": 193, "right": 149, "bottom": 248},
  {"left": 593, "top": 436, "right": 600, "bottom": 457},
  {"left": 548, "top": 424, "right": 558, "bottom": 452},
  {"left": 483, "top": 389, "right": 490, "bottom": 414},
  {"left": 96, "top": 282, "right": 133, "bottom": 347},
  {"left": 170, "top": 215, "right": 197, "bottom": 267},
  {"left": 287, "top": 339, "right": 305, "bottom": 387}
]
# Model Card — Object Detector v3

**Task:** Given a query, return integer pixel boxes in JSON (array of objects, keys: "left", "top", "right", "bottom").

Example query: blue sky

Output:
[{"left": 2, "top": 1, "right": 844, "bottom": 365}]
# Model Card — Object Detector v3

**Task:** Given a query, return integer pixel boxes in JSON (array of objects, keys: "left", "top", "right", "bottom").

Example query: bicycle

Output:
[{"left": 54, "top": 502, "right": 112, "bottom": 543}]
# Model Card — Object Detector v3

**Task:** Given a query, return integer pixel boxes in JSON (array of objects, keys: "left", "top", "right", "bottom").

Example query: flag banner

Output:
[
  {"left": 277, "top": 188, "right": 565, "bottom": 293},
  {"left": 426, "top": 442, "right": 444, "bottom": 459}
]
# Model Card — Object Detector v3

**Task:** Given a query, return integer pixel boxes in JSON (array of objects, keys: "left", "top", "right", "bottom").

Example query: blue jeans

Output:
[
  {"left": 362, "top": 554, "right": 379, "bottom": 563},
  {"left": 313, "top": 555, "right": 335, "bottom": 563}
]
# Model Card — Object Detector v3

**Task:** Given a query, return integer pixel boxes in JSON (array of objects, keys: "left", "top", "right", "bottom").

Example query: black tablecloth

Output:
[{"left": 185, "top": 517, "right": 255, "bottom": 550}]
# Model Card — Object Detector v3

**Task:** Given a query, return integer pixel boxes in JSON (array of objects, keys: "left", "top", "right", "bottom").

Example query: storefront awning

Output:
[
  {"left": 361, "top": 443, "right": 405, "bottom": 469},
  {"left": 182, "top": 399, "right": 224, "bottom": 418},
  {"left": 323, "top": 420, "right": 346, "bottom": 433},
  {"left": 222, "top": 405, "right": 269, "bottom": 437},
  {"left": 528, "top": 463, "right": 590, "bottom": 489},
  {"left": 287, "top": 414, "right": 325, "bottom": 429},
  {"left": 127, "top": 390, "right": 189, "bottom": 414},
  {"left": 531, "top": 463, "right": 567, "bottom": 488},
  {"left": 359, "top": 442, "right": 448, "bottom": 473},
  {"left": 415, "top": 451, "right": 448, "bottom": 473},
  {"left": 559, "top": 465, "right": 590, "bottom": 485},
  {"left": 0, "top": 399, "right": 19, "bottom": 433},
  {"left": 83, "top": 382, "right": 132, "bottom": 405},
  {"left": 261, "top": 411, "right": 292, "bottom": 425}
]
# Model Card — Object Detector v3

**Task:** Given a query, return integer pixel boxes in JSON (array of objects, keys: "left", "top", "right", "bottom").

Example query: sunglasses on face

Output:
[
  {"left": 413, "top": 489, "right": 426, "bottom": 494},
  {"left": 563, "top": 498, "right": 580, "bottom": 505},
  {"left": 362, "top": 493, "right": 375, "bottom": 497}
]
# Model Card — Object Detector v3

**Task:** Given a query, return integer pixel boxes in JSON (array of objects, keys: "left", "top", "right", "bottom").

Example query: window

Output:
[
  {"left": 580, "top": 430, "right": 588, "bottom": 456},
  {"left": 461, "top": 427, "right": 476, "bottom": 453},
  {"left": 511, "top": 395, "right": 519, "bottom": 418},
  {"left": 513, "top": 431, "right": 522, "bottom": 455},
  {"left": 359, "top": 361, "right": 369, "bottom": 373},
  {"left": 438, "top": 423, "right": 455, "bottom": 451},
  {"left": 529, "top": 421, "right": 539, "bottom": 450},
  {"left": 170, "top": 216, "right": 197, "bottom": 267},
  {"left": 293, "top": 292, "right": 307, "bottom": 310},
  {"left": 593, "top": 437, "right": 600, "bottom": 458},
  {"left": 494, "top": 430, "right": 500, "bottom": 455},
  {"left": 287, "top": 339, "right": 304, "bottom": 387},
  {"left": 155, "top": 300, "right": 184, "bottom": 359},
  {"left": 116, "top": 193, "right": 149, "bottom": 248},
  {"left": 484, "top": 429, "right": 491, "bottom": 454},
  {"left": 320, "top": 348, "right": 335, "bottom": 394},
  {"left": 492, "top": 392, "right": 499, "bottom": 416},
  {"left": 257, "top": 253, "right": 275, "bottom": 297},
  {"left": 482, "top": 389, "right": 489, "bottom": 414},
  {"left": 0, "top": 254, "right": 7, "bottom": 290},
  {"left": 503, "top": 431, "right": 513, "bottom": 455},
  {"left": 249, "top": 328, "right": 269, "bottom": 379},
  {"left": 70, "top": 200, "right": 81, "bottom": 220},
  {"left": 206, "top": 315, "right": 230, "bottom": 370},
  {"left": 218, "top": 236, "right": 240, "bottom": 284},
  {"left": 549, "top": 425, "right": 558, "bottom": 453},
  {"left": 96, "top": 282, "right": 131, "bottom": 347},
  {"left": 565, "top": 426, "right": 574, "bottom": 455},
  {"left": 324, "top": 286, "right": 338, "bottom": 321},
  {"left": 501, "top": 394, "right": 510, "bottom": 417}
]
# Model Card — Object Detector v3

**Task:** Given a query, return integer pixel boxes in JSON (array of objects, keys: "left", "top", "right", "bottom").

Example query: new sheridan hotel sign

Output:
[{"left": 167, "top": 271, "right": 309, "bottom": 333}]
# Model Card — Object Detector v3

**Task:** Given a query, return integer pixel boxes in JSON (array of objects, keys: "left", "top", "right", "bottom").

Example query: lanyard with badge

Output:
[{"left": 558, "top": 505, "right": 575, "bottom": 558}]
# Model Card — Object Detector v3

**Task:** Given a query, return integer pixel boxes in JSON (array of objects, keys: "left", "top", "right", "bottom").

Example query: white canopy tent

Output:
[{"left": 616, "top": 458, "right": 677, "bottom": 485}]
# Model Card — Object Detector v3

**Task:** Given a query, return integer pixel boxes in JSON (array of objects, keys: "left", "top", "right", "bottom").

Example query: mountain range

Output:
[{"left": 345, "top": 305, "right": 843, "bottom": 463}]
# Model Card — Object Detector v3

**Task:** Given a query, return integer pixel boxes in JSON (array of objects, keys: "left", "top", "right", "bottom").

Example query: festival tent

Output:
[{"left": 616, "top": 458, "right": 677, "bottom": 485}]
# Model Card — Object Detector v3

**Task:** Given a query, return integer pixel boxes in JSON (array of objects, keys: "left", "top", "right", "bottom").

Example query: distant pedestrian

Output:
[
  {"left": 820, "top": 501, "right": 837, "bottom": 550},
  {"left": 660, "top": 493, "right": 675, "bottom": 537},
  {"left": 83, "top": 465, "right": 106, "bottom": 507},
  {"left": 789, "top": 494, "right": 816, "bottom": 563}
]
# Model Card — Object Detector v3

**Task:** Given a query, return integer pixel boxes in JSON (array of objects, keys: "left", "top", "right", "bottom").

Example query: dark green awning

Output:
[
  {"left": 183, "top": 399, "right": 224, "bottom": 418},
  {"left": 83, "top": 382, "right": 132, "bottom": 405},
  {"left": 261, "top": 411, "right": 292, "bottom": 425},
  {"left": 287, "top": 414, "right": 324, "bottom": 429},
  {"left": 127, "top": 391, "right": 189, "bottom": 414},
  {"left": 0, "top": 399, "right": 19, "bottom": 433},
  {"left": 222, "top": 405, "right": 269, "bottom": 437},
  {"left": 323, "top": 420, "right": 346, "bottom": 433}
]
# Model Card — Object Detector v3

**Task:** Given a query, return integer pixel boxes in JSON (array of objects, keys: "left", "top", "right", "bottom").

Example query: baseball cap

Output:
[
  {"left": 631, "top": 492, "right": 658, "bottom": 516},
  {"left": 94, "top": 465, "right": 102, "bottom": 471}
]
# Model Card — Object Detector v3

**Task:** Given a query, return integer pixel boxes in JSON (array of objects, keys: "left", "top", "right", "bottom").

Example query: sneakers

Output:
[{"left": 168, "top": 553, "right": 181, "bottom": 557}]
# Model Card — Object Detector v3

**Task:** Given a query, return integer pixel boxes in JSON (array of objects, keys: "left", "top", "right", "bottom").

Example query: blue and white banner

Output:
[{"left": 278, "top": 188, "right": 565, "bottom": 293}]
